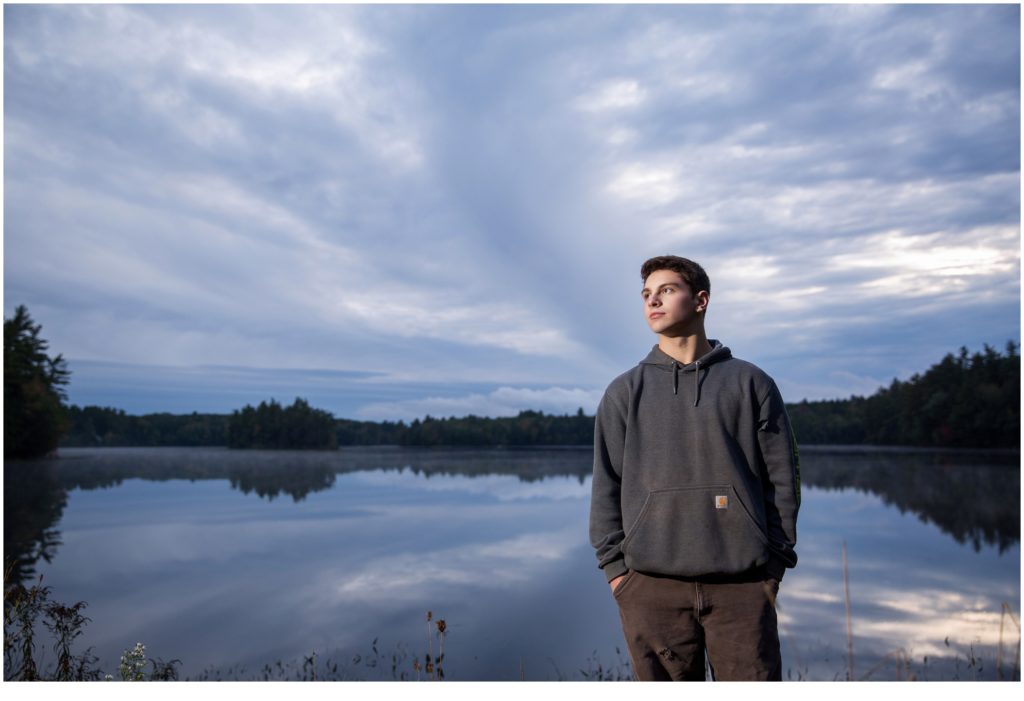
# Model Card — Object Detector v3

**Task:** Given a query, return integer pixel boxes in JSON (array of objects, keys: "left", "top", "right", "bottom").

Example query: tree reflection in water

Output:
[
  {"left": 4, "top": 446, "right": 1018, "bottom": 589},
  {"left": 799, "top": 447, "right": 1019, "bottom": 554}
]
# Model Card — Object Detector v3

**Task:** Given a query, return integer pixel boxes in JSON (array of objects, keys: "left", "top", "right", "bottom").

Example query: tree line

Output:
[
  {"left": 787, "top": 342, "right": 1019, "bottom": 449},
  {"left": 6, "top": 305, "right": 1020, "bottom": 454},
  {"left": 60, "top": 406, "right": 593, "bottom": 449},
  {"left": 64, "top": 405, "right": 229, "bottom": 447},
  {"left": 337, "top": 408, "right": 594, "bottom": 447}
]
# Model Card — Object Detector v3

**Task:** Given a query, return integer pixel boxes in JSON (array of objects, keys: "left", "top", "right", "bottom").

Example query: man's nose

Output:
[{"left": 647, "top": 294, "right": 661, "bottom": 307}]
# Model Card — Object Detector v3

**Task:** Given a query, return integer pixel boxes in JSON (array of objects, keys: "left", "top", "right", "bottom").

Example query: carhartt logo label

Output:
[{"left": 715, "top": 495, "right": 729, "bottom": 509}]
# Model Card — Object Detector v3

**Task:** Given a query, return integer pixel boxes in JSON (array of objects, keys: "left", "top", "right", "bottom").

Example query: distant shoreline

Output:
[{"left": 48, "top": 443, "right": 1021, "bottom": 456}]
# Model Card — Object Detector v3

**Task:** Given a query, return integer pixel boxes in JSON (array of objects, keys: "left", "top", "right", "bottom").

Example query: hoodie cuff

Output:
[
  {"left": 765, "top": 556, "right": 787, "bottom": 582},
  {"left": 603, "top": 559, "right": 629, "bottom": 582}
]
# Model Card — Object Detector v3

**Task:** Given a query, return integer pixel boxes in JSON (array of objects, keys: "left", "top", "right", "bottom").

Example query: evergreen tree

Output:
[
  {"left": 226, "top": 397, "right": 337, "bottom": 449},
  {"left": 4, "top": 306, "right": 71, "bottom": 458}
]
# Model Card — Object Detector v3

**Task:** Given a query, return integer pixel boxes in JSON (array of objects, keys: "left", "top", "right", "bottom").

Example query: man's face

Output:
[{"left": 641, "top": 269, "right": 706, "bottom": 336}]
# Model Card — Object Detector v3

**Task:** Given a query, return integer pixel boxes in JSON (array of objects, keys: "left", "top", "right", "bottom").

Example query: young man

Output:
[{"left": 589, "top": 255, "right": 800, "bottom": 681}]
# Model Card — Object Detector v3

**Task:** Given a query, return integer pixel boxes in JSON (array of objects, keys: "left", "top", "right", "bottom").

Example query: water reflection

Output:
[
  {"left": 4, "top": 461, "right": 67, "bottom": 584},
  {"left": 777, "top": 485, "right": 1020, "bottom": 680},
  {"left": 3, "top": 446, "right": 1019, "bottom": 680},
  {"left": 4, "top": 446, "right": 1019, "bottom": 585},
  {"left": 800, "top": 447, "right": 1020, "bottom": 553},
  {"left": 227, "top": 463, "right": 337, "bottom": 502}
]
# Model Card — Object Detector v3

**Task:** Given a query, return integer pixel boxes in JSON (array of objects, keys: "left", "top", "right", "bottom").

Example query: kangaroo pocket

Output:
[{"left": 621, "top": 484, "right": 769, "bottom": 577}]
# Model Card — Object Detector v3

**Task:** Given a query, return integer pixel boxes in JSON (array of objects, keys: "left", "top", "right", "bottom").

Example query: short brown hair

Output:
[{"left": 640, "top": 255, "right": 710, "bottom": 298}]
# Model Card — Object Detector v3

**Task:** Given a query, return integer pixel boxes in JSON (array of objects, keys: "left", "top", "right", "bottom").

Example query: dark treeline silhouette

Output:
[
  {"left": 788, "top": 341, "right": 1019, "bottom": 449},
  {"left": 226, "top": 398, "right": 337, "bottom": 450},
  {"left": 336, "top": 418, "right": 407, "bottom": 445},
  {"left": 58, "top": 343, "right": 1019, "bottom": 450},
  {"left": 63, "top": 407, "right": 596, "bottom": 448},
  {"left": 64, "top": 405, "right": 229, "bottom": 446},
  {"left": 348, "top": 408, "right": 594, "bottom": 447}
]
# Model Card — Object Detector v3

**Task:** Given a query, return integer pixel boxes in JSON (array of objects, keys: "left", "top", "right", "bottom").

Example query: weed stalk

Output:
[{"left": 841, "top": 540, "right": 854, "bottom": 681}]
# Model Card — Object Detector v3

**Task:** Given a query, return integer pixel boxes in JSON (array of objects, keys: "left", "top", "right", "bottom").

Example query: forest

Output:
[
  {"left": 786, "top": 342, "right": 1019, "bottom": 449},
  {"left": 53, "top": 342, "right": 1020, "bottom": 451}
]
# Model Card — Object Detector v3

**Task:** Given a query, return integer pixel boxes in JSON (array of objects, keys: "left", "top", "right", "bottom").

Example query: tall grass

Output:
[{"left": 3, "top": 568, "right": 179, "bottom": 681}]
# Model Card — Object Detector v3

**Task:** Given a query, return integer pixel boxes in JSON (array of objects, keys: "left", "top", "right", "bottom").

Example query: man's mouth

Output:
[{"left": 648, "top": 312, "right": 665, "bottom": 319}]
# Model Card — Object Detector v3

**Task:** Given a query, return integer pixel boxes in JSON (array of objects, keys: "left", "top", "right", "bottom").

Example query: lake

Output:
[{"left": 4, "top": 445, "right": 1020, "bottom": 681}]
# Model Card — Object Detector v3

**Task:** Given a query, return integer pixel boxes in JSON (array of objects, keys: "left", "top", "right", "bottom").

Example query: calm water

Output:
[{"left": 5, "top": 446, "right": 1020, "bottom": 681}]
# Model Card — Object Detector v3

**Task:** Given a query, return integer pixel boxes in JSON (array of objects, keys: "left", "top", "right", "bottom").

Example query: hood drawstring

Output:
[
  {"left": 643, "top": 341, "right": 729, "bottom": 407},
  {"left": 672, "top": 360, "right": 704, "bottom": 405}
]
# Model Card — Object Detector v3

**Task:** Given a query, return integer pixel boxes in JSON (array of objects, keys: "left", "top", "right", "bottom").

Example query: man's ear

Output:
[{"left": 695, "top": 290, "right": 710, "bottom": 313}]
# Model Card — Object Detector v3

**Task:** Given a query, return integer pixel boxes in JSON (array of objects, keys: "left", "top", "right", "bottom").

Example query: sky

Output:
[{"left": 3, "top": 3, "right": 1020, "bottom": 421}]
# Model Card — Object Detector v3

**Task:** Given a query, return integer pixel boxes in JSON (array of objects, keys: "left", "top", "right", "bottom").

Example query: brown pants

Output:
[{"left": 613, "top": 569, "right": 781, "bottom": 681}]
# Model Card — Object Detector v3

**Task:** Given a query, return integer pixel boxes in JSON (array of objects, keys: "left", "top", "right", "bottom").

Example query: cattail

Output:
[
  {"left": 436, "top": 619, "right": 447, "bottom": 681},
  {"left": 426, "top": 612, "right": 433, "bottom": 676}
]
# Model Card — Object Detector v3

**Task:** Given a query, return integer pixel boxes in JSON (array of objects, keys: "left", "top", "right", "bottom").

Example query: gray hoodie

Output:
[{"left": 589, "top": 341, "right": 800, "bottom": 583}]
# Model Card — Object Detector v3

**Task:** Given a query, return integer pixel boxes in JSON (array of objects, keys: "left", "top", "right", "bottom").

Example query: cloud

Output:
[
  {"left": 358, "top": 386, "right": 604, "bottom": 422},
  {"left": 574, "top": 79, "right": 647, "bottom": 113},
  {"left": 4, "top": 3, "right": 1018, "bottom": 415}
]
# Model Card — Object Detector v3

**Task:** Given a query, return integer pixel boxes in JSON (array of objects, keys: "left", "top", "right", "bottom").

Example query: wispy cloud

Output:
[{"left": 358, "top": 386, "right": 604, "bottom": 422}]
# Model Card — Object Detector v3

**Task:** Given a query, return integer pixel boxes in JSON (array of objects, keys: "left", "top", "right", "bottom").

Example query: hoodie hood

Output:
[{"left": 639, "top": 340, "right": 733, "bottom": 405}]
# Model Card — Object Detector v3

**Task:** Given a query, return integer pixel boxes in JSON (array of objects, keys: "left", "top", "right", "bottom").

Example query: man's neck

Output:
[{"left": 658, "top": 332, "right": 713, "bottom": 366}]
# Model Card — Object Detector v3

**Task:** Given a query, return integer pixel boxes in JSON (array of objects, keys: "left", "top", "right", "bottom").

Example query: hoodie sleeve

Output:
[
  {"left": 757, "top": 379, "right": 801, "bottom": 581},
  {"left": 589, "top": 386, "right": 629, "bottom": 582}
]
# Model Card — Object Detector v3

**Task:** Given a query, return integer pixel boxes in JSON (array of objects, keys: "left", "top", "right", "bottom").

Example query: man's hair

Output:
[{"left": 640, "top": 255, "right": 710, "bottom": 298}]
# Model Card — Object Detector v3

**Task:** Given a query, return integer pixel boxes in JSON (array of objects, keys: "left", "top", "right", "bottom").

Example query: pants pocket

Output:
[{"left": 612, "top": 569, "right": 640, "bottom": 600}]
